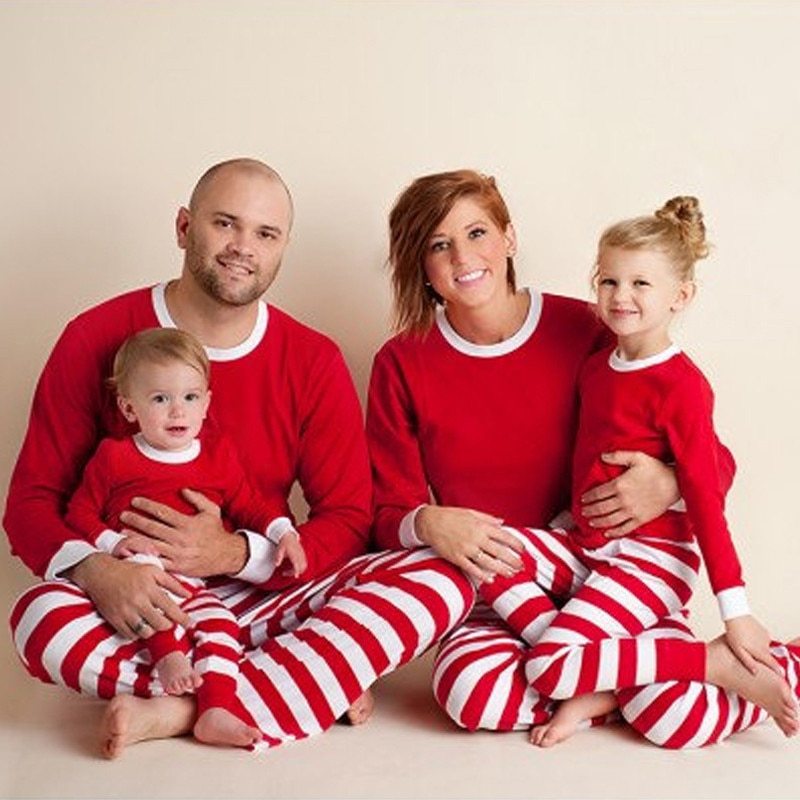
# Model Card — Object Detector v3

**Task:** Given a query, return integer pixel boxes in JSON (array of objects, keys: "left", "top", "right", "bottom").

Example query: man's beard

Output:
[{"left": 186, "top": 248, "right": 278, "bottom": 307}]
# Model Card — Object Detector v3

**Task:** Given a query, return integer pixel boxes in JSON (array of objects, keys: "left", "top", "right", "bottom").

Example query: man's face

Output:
[{"left": 176, "top": 168, "right": 292, "bottom": 307}]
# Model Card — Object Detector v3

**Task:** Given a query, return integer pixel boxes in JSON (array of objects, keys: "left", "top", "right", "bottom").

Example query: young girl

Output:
[
  {"left": 479, "top": 196, "right": 800, "bottom": 746},
  {"left": 66, "top": 327, "right": 306, "bottom": 751}
]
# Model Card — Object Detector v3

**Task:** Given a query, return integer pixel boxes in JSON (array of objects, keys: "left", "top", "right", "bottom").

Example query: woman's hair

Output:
[
  {"left": 597, "top": 196, "right": 709, "bottom": 281},
  {"left": 388, "top": 169, "right": 516, "bottom": 333},
  {"left": 110, "top": 328, "right": 210, "bottom": 395}
]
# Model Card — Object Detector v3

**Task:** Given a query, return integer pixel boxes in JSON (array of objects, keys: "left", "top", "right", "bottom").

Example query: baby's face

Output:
[{"left": 117, "top": 359, "right": 210, "bottom": 452}]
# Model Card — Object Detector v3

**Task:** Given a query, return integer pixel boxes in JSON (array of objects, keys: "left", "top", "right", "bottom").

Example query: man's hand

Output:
[
  {"left": 119, "top": 489, "right": 247, "bottom": 578},
  {"left": 580, "top": 451, "right": 680, "bottom": 539},
  {"left": 416, "top": 505, "right": 523, "bottom": 584},
  {"left": 69, "top": 552, "right": 191, "bottom": 638}
]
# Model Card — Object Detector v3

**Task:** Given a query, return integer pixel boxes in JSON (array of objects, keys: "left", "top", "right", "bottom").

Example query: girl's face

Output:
[
  {"left": 423, "top": 196, "right": 516, "bottom": 316},
  {"left": 117, "top": 359, "right": 210, "bottom": 452},
  {"left": 595, "top": 246, "right": 695, "bottom": 359}
]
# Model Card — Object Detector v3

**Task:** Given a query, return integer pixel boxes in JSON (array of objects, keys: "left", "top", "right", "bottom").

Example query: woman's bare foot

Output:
[
  {"left": 193, "top": 707, "right": 263, "bottom": 748},
  {"left": 707, "top": 635, "right": 799, "bottom": 736},
  {"left": 341, "top": 689, "right": 375, "bottom": 726},
  {"left": 100, "top": 695, "right": 194, "bottom": 759},
  {"left": 530, "top": 691, "right": 617, "bottom": 748},
  {"left": 154, "top": 652, "right": 203, "bottom": 696}
]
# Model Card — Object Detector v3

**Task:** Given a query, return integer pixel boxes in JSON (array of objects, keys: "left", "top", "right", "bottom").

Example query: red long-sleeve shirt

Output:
[
  {"left": 4, "top": 284, "right": 372, "bottom": 588},
  {"left": 572, "top": 345, "right": 745, "bottom": 603}
]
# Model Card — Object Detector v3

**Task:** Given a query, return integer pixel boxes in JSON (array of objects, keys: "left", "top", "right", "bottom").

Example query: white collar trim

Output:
[
  {"left": 151, "top": 283, "right": 268, "bottom": 362},
  {"left": 133, "top": 432, "right": 201, "bottom": 464},
  {"left": 435, "top": 289, "right": 542, "bottom": 358},
  {"left": 609, "top": 343, "right": 681, "bottom": 372}
]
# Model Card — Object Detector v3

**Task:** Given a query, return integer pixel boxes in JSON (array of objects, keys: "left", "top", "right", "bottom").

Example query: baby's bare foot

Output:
[
  {"left": 707, "top": 636, "right": 799, "bottom": 736},
  {"left": 100, "top": 695, "right": 194, "bottom": 759},
  {"left": 155, "top": 652, "right": 203, "bottom": 696},
  {"left": 193, "top": 707, "right": 263, "bottom": 748}
]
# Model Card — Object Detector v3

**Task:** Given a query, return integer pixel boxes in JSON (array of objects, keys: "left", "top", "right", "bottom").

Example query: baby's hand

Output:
[
  {"left": 724, "top": 614, "right": 781, "bottom": 676},
  {"left": 112, "top": 534, "right": 159, "bottom": 559},
  {"left": 275, "top": 531, "right": 307, "bottom": 578}
]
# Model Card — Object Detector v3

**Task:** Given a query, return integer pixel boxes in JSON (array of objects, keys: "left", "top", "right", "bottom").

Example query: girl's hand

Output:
[
  {"left": 275, "top": 532, "right": 308, "bottom": 579},
  {"left": 580, "top": 451, "right": 679, "bottom": 538},
  {"left": 415, "top": 505, "right": 523, "bottom": 583},
  {"left": 724, "top": 615, "right": 782, "bottom": 676}
]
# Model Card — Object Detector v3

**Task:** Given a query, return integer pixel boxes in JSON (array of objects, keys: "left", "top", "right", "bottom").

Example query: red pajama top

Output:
[
  {"left": 572, "top": 345, "right": 746, "bottom": 611},
  {"left": 4, "top": 284, "right": 371, "bottom": 588}
]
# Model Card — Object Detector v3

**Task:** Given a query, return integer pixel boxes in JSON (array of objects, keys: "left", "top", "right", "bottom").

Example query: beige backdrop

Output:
[{"left": 2, "top": 0, "right": 799, "bottom": 694}]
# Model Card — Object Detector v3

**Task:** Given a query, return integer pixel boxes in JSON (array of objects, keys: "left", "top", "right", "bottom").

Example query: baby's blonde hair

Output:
[
  {"left": 110, "top": 328, "right": 209, "bottom": 396},
  {"left": 597, "top": 196, "right": 709, "bottom": 281}
]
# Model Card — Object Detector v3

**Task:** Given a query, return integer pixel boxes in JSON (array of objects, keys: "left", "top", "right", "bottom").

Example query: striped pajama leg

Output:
[
  {"left": 10, "top": 547, "right": 475, "bottom": 749},
  {"left": 618, "top": 614, "right": 800, "bottom": 748},
  {"left": 431, "top": 611, "right": 616, "bottom": 732},
  {"left": 523, "top": 533, "right": 704, "bottom": 698}
]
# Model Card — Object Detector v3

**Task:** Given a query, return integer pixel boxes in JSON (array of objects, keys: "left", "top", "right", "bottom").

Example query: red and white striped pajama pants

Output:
[
  {"left": 479, "top": 526, "right": 706, "bottom": 697},
  {"left": 10, "top": 547, "right": 475, "bottom": 748},
  {"left": 436, "top": 526, "right": 800, "bottom": 747},
  {"left": 432, "top": 609, "right": 800, "bottom": 747}
]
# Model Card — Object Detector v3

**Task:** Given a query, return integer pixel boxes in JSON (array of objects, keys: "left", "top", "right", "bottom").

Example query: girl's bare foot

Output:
[
  {"left": 154, "top": 651, "right": 203, "bottom": 695},
  {"left": 100, "top": 695, "right": 194, "bottom": 759},
  {"left": 530, "top": 691, "right": 617, "bottom": 748},
  {"left": 193, "top": 707, "right": 263, "bottom": 748},
  {"left": 706, "top": 635, "right": 799, "bottom": 736}
]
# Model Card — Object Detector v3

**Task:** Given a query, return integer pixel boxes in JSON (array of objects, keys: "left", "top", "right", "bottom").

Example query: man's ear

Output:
[
  {"left": 176, "top": 206, "right": 191, "bottom": 250},
  {"left": 117, "top": 395, "right": 138, "bottom": 423}
]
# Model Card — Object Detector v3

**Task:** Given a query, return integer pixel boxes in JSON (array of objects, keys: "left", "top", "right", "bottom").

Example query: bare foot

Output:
[
  {"left": 338, "top": 690, "right": 375, "bottom": 726},
  {"left": 707, "top": 635, "right": 799, "bottom": 736},
  {"left": 193, "top": 707, "right": 263, "bottom": 748},
  {"left": 100, "top": 695, "right": 194, "bottom": 759},
  {"left": 530, "top": 691, "right": 617, "bottom": 748},
  {"left": 154, "top": 651, "right": 203, "bottom": 696}
]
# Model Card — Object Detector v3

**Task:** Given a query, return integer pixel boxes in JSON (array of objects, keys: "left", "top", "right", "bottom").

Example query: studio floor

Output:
[{"left": 2, "top": 633, "right": 799, "bottom": 800}]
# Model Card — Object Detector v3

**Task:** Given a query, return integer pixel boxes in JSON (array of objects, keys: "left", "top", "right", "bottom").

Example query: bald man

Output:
[{"left": 6, "top": 159, "right": 474, "bottom": 757}]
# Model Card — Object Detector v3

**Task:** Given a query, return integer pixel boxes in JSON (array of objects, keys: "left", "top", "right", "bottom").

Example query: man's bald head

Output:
[{"left": 188, "top": 158, "right": 294, "bottom": 227}]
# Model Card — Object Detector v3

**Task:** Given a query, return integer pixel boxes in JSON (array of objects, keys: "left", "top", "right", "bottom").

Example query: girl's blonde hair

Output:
[
  {"left": 388, "top": 170, "right": 516, "bottom": 334},
  {"left": 110, "top": 328, "right": 210, "bottom": 396},
  {"left": 598, "top": 196, "right": 709, "bottom": 281}
]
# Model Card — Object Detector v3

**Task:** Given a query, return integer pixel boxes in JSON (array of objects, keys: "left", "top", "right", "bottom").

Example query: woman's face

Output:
[{"left": 423, "top": 196, "right": 516, "bottom": 314}]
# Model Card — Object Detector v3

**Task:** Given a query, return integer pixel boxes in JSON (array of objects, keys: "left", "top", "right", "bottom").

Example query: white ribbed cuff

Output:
[
  {"left": 45, "top": 540, "right": 102, "bottom": 581},
  {"left": 232, "top": 529, "right": 277, "bottom": 585},
  {"left": 716, "top": 586, "right": 751, "bottom": 621},
  {"left": 399, "top": 506, "right": 426, "bottom": 548},
  {"left": 265, "top": 516, "right": 295, "bottom": 545},
  {"left": 95, "top": 529, "right": 127, "bottom": 554}
]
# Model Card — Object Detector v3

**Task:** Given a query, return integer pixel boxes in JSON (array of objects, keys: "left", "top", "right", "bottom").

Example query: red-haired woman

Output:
[{"left": 366, "top": 170, "right": 797, "bottom": 748}]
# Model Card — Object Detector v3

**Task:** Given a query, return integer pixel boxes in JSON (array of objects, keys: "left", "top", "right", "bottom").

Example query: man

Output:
[{"left": 6, "top": 159, "right": 475, "bottom": 757}]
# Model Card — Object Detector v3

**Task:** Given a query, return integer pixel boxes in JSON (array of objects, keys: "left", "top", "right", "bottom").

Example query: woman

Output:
[{"left": 366, "top": 169, "right": 797, "bottom": 747}]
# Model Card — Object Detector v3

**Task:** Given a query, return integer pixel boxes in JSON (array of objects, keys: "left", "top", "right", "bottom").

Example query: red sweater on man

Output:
[{"left": 4, "top": 284, "right": 371, "bottom": 587}]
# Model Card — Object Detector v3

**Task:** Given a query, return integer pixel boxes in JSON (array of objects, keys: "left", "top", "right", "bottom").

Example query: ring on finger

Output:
[{"left": 131, "top": 618, "right": 150, "bottom": 635}]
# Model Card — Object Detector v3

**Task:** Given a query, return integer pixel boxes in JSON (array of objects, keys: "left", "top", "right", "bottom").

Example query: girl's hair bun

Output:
[{"left": 655, "top": 196, "right": 709, "bottom": 261}]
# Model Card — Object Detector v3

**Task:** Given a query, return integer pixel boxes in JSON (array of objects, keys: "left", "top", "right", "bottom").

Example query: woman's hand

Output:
[
  {"left": 415, "top": 505, "right": 523, "bottom": 583},
  {"left": 725, "top": 614, "right": 782, "bottom": 676},
  {"left": 580, "top": 451, "right": 679, "bottom": 539}
]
